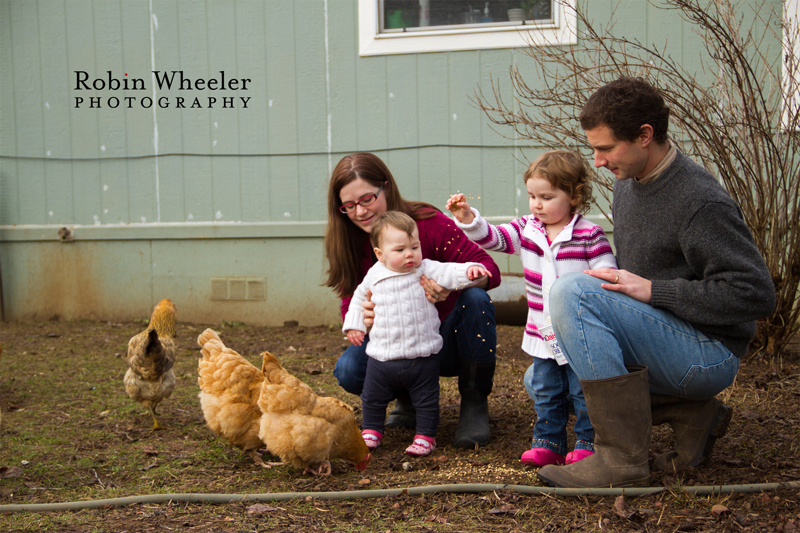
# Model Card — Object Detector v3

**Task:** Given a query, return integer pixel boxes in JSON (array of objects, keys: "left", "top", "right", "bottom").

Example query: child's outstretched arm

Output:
[
  {"left": 466, "top": 265, "right": 492, "bottom": 280},
  {"left": 446, "top": 193, "right": 475, "bottom": 224}
]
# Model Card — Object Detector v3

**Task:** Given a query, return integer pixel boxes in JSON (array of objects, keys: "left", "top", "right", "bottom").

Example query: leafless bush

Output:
[{"left": 475, "top": 0, "right": 800, "bottom": 357}]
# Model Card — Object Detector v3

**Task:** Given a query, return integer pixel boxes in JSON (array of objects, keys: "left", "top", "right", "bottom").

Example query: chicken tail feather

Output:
[{"left": 197, "top": 328, "right": 222, "bottom": 350}]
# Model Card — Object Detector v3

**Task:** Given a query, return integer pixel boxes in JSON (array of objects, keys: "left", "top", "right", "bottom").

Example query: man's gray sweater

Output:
[{"left": 613, "top": 150, "right": 775, "bottom": 357}]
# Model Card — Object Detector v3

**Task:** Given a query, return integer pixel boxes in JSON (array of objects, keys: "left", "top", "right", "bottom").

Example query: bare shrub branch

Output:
[{"left": 475, "top": 0, "right": 800, "bottom": 356}]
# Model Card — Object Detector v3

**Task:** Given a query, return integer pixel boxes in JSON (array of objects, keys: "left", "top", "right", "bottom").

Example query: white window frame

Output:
[{"left": 358, "top": 0, "right": 577, "bottom": 56}]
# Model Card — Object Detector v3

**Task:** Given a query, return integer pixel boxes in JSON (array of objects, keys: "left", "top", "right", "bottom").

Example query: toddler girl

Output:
[{"left": 447, "top": 150, "right": 617, "bottom": 466}]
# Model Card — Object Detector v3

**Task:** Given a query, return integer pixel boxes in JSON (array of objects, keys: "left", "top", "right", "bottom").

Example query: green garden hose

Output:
[{"left": 1, "top": 481, "right": 799, "bottom": 512}]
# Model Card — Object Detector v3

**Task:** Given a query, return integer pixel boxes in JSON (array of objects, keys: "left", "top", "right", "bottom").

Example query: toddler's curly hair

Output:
[{"left": 523, "top": 150, "right": 594, "bottom": 214}]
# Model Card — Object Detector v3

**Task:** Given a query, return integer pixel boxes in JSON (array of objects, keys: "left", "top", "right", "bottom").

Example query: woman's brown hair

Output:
[{"left": 324, "top": 153, "right": 438, "bottom": 297}]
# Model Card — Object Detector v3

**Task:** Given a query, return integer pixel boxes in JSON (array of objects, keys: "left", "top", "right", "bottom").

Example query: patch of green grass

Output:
[{"left": 1, "top": 510, "right": 92, "bottom": 532}]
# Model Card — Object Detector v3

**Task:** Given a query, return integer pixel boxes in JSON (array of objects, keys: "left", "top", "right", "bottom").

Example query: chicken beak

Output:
[{"left": 355, "top": 453, "right": 372, "bottom": 471}]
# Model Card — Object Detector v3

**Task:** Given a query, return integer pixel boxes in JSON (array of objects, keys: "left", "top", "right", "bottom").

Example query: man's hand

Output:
[
  {"left": 584, "top": 268, "right": 652, "bottom": 304},
  {"left": 362, "top": 289, "right": 375, "bottom": 327}
]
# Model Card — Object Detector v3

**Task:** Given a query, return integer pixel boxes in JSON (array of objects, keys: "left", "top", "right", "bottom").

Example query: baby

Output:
[{"left": 343, "top": 211, "right": 490, "bottom": 456}]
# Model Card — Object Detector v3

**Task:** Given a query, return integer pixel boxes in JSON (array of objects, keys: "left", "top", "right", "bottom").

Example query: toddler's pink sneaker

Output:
[
  {"left": 565, "top": 449, "right": 594, "bottom": 464},
  {"left": 520, "top": 448, "right": 566, "bottom": 467},
  {"left": 405, "top": 435, "right": 436, "bottom": 456},
  {"left": 362, "top": 429, "right": 383, "bottom": 451}
]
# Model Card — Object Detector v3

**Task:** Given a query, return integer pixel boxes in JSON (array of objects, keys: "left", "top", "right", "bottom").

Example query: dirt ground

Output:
[{"left": 0, "top": 319, "right": 799, "bottom": 532}]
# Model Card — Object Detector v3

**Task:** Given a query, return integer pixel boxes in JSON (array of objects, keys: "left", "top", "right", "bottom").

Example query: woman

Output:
[{"left": 324, "top": 152, "right": 502, "bottom": 448}]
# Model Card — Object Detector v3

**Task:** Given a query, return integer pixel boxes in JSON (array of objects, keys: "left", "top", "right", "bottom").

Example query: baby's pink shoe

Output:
[
  {"left": 520, "top": 448, "right": 566, "bottom": 467},
  {"left": 405, "top": 435, "right": 436, "bottom": 456},
  {"left": 362, "top": 429, "right": 383, "bottom": 451},
  {"left": 565, "top": 449, "right": 594, "bottom": 464}
]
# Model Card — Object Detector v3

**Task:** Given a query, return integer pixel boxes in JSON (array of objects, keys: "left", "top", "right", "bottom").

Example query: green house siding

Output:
[{"left": 0, "top": 0, "right": 768, "bottom": 324}]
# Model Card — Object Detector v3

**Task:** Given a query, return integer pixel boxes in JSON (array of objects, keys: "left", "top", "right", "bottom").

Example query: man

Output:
[{"left": 537, "top": 77, "right": 776, "bottom": 488}]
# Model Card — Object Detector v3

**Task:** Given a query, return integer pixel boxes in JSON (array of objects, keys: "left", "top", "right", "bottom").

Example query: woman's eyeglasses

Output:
[{"left": 339, "top": 184, "right": 385, "bottom": 214}]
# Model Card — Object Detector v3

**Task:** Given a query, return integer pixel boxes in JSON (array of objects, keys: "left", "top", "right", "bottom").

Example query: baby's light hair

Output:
[
  {"left": 370, "top": 211, "right": 418, "bottom": 249},
  {"left": 523, "top": 150, "right": 594, "bottom": 214}
]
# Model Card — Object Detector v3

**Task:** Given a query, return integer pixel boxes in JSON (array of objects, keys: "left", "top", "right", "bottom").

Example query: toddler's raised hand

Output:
[
  {"left": 467, "top": 265, "right": 491, "bottom": 280},
  {"left": 346, "top": 329, "right": 365, "bottom": 346},
  {"left": 446, "top": 194, "right": 474, "bottom": 224}
]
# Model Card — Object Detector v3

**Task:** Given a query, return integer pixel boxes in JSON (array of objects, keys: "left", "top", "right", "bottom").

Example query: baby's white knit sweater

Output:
[{"left": 343, "top": 259, "right": 483, "bottom": 362}]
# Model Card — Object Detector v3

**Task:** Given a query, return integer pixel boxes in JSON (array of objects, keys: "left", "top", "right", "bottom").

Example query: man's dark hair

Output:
[{"left": 580, "top": 77, "right": 670, "bottom": 144}]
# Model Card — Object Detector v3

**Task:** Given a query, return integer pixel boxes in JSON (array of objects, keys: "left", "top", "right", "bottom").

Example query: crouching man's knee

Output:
[{"left": 550, "top": 272, "right": 599, "bottom": 324}]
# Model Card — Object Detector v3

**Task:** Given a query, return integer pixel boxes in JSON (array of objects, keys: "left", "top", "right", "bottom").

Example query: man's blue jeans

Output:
[
  {"left": 334, "top": 287, "right": 497, "bottom": 395},
  {"left": 550, "top": 273, "right": 739, "bottom": 400},
  {"left": 524, "top": 358, "right": 594, "bottom": 456}
]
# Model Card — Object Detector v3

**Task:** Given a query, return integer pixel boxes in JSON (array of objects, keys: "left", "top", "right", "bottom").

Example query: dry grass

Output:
[{"left": 0, "top": 320, "right": 798, "bottom": 532}]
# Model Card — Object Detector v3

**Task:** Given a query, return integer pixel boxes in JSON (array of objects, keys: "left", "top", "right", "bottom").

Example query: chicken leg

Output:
[{"left": 247, "top": 449, "right": 284, "bottom": 469}]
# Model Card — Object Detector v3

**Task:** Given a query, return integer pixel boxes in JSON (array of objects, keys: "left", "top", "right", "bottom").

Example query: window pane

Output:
[{"left": 381, "top": 0, "right": 553, "bottom": 32}]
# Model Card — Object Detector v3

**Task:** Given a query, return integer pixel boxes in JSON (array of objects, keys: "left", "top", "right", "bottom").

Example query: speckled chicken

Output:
[
  {"left": 197, "top": 329, "right": 277, "bottom": 468},
  {"left": 124, "top": 299, "right": 177, "bottom": 431},
  {"left": 257, "top": 351, "right": 371, "bottom": 476}
]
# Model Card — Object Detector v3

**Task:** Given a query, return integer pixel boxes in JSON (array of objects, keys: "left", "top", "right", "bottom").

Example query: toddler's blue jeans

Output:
[{"left": 524, "top": 357, "right": 593, "bottom": 456}]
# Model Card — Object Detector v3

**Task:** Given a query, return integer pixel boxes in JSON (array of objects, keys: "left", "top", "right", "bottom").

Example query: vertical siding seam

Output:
[
  {"left": 293, "top": 0, "right": 300, "bottom": 217},
  {"left": 233, "top": 0, "right": 243, "bottom": 223},
  {"left": 204, "top": 0, "right": 214, "bottom": 221},
  {"left": 478, "top": 50, "right": 483, "bottom": 213},
  {"left": 8, "top": 2, "right": 19, "bottom": 219},
  {"left": 446, "top": 53, "right": 452, "bottom": 199},
  {"left": 148, "top": 0, "right": 161, "bottom": 222},
  {"left": 353, "top": 4, "right": 361, "bottom": 154},
  {"left": 3, "top": 1, "right": 18, "bottom": 159},
  {"left": 149, "top": 238, "right": 154, "bottom": 307},
  {"left": 324, "top": 0, "right": 332, "bottom": 176},
  {"left": 35, "top": 1, "right": 47, "bottom": 223},
  {"left": 119, "top": 2, "right": 131, "bottom": 223},
  {"left": 416, "top": 54, "right": 420, "bottom": 199},
  {"left": 60, "top": 0, "right": 76, "bottom": 224},
  {"left": 512, "top": 50, "right": 520, "bottom": 220},
  {"left": 3, "top": 1, "right": 19, "bottom": 224},
  {"left": 175, "top": 1, "right": 186, "bottom": 222},
  {"left": 261, "top": 0, "right": 270, "bottom": 221},
  {"left": 88, "top": 0, "right": 100, "bottom": 224},
  {"left": 90, "top": 3, "right": 102, "bottom": 224},
  {"left": 385, "top": 56, "right": 389, "bottom": 152}
]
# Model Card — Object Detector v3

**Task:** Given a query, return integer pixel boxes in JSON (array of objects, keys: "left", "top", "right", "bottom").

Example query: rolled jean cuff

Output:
[
  {"left": 530, "top": 438, "right": 567, "bottom": 456},
  {"left": 573, "top": 439, "right": 594, "bottom": 452}
]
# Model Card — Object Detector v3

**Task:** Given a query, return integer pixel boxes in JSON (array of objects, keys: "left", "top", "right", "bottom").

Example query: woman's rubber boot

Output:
[
  {"left": 650, "top": 394, "right": 732, "bottom": 472},
  {"left": 537, "top": 366, "right": 651, "bottom": 488},
  {"left": 385, "top": 391, "right": 416, "bottom": 429},
  {"left": 453, "top": 360, "right": 494, "bottom": 449}
]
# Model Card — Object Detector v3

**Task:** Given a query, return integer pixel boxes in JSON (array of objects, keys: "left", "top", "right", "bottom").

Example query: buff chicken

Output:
[
  {"left": 196, "top": 329, "right": 278, "bottom": 468},
  {"left": 257, "top": 351, "right": 371, "bottom": 476},
  {"left": 124, "top": 299, "right": 177, "bottom": 431}
]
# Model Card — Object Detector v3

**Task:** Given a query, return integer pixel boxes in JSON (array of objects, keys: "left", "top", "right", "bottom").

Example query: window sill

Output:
[{"left": 358, "top": 0, "right": 576, "bottom": 56}]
